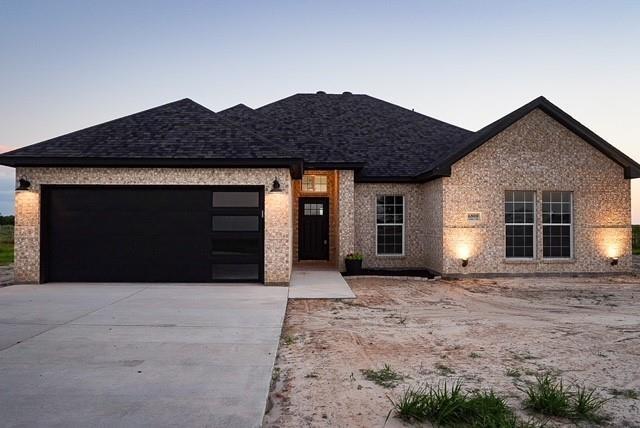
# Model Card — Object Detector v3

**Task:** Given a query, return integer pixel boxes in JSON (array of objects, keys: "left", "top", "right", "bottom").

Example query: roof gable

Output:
[{"left": 421, "top": 96, "right": 640, "bottom": 180}]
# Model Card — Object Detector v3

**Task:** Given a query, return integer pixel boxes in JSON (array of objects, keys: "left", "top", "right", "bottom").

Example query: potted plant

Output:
[{"left": 345, "top": 253, "right": 363, "bottom": 275}]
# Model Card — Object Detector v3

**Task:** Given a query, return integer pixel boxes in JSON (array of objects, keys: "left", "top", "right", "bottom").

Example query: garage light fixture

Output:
[
  {"left": 16, "top": 178, "right": 31, "bottom": 192},
  {"left": 270, "top": 178, "right": 283, "bottom": 193},
  {"left": 610, "top": 257, "right": 619, "bottom": 266}
]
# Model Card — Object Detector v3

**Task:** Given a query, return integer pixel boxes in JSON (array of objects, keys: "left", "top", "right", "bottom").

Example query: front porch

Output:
[{"left": 291, "top": 170, "right": 354, "bottom": 274}]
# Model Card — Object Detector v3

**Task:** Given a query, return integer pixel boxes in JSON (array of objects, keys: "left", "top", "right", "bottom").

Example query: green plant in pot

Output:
[{"left": 345, "top": 253, "right": 363, "bottom": 275}]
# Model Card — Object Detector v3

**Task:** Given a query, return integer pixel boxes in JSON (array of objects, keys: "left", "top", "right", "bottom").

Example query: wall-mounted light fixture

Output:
[
  {"left": 16, "top": 178, "right": 31, "bottom": 192},
  {"left": 610, "top": 257, "right": 619, "bottom": 266},
  {"left": 457, "top": 244, "right": 471, "bottom": 268},
  {"left": 270, "top": 178, "right": 283, "bottom": 193}
]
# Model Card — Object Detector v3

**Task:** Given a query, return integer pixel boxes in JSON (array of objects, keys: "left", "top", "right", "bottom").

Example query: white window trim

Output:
[
  {"left": 542, "top": 191, "right": 573, "bottom": 260},
  {"left": 375, "top": 195, "right": 405, "bottom": 257},
  {"left": 505, "top": 190, "right": 536, "bottom": 260}
]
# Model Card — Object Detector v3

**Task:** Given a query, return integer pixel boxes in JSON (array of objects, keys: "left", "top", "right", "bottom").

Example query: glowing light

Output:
[
  {"left": 606, "top": 244, "right": 619, "bottom": 259},
  {"left": 457, "top": 244, "right": 471, "bottom": 260}
]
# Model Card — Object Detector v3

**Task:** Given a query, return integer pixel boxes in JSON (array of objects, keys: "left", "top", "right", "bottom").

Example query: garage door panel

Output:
[{"left": 42, "top": 186, "right": 264, "bottom": 283}]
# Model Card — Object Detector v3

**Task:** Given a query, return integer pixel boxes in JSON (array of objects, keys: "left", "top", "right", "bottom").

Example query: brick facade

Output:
[{"left": 441, "top": 109, "right": 632, "bottom": 275}]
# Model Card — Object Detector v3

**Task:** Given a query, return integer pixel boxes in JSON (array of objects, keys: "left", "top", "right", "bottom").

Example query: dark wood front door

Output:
[{"left": 298, "top": 197, "right": 329, "bottom": 260}]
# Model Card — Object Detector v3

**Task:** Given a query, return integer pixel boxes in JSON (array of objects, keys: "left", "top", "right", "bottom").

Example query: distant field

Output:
[{"left": 0, "top": 225, "right": 14, "bottom": 265}]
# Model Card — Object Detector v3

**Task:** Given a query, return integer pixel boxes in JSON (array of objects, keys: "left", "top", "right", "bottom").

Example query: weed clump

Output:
[
  {"left": 361, "top": 364, "right": 405, "bottom": 388},
  {"left": 388, "top": 380, "right": 544, "bottom": 427}
]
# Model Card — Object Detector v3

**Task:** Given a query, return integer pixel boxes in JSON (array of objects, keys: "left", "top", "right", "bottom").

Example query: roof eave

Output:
[{"left": 0, "top": 156, "right": 305, "bottom": 179}]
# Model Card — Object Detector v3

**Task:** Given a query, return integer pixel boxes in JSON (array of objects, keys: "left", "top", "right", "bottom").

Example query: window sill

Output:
[
  {"left": 504, "top": 259, "right": 536, "bottom": 264},
  {"left": 375, "top": 254, "right": 406, "bottom": 258},
  {"left": 542, "top": 258, "right": 576, "bottom": 264}
]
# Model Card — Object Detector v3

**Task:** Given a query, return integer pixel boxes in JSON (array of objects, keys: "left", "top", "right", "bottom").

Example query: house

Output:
[{"left": 1, "top": 93, "right": 637, "bottom": 285}]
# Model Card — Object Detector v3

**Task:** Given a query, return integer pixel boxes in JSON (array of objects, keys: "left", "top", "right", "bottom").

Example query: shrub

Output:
[{"left": 345, "top": 252, "right": 363, "bottom": 261}]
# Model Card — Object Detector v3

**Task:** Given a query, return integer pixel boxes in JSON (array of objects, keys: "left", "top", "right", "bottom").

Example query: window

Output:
[
  {"left": 212, "top": 215, "right": 259, "bottom": 231},
  {"left": 505, "top": 191, "right": 535, "bottom": 258},
  {"left": 543, "top": 191, "right": 572, "bottom": 258},
  {"left": 212, "top": 192, "right": 259, "bottom": 207},
  {"left": 301, "top": 175, "right": 328, "bottom": 192},
  {"left": 303, "top": 203, "right": 324, "bottom": 216},
  {"left": 376, "top": 195, "right": 404, "bottom": 255}
]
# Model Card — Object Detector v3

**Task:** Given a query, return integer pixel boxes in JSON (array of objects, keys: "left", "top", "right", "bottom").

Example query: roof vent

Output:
[
  {"left": 342, "top": 91, "right": 352, "bottom": 95},
  {"left": 316, "top": 91, "right": 326, "bottom": 95}
]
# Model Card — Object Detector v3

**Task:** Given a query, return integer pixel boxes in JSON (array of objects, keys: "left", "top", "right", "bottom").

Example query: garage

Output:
[{"left": 40, "top": 186, "right": 264, "bottom": 283}]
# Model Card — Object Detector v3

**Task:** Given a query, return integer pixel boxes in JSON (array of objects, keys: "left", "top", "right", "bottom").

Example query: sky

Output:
[{"left": 1, "top": 0, "right": 639, "bottom": 220}]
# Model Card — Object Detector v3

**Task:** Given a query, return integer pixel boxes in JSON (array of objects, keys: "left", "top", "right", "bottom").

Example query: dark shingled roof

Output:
[
  {"left": 2, "top": 93, "right": 639, "bottom": 180},
  {"left": 217, "top": 103, "right": 362, "bottom": 166},
  {"left": 0, "top": 98, "right": 294, "bottom": 161},
  {"left": 253, "top": 93, "right": 473, "bottom": 178}
]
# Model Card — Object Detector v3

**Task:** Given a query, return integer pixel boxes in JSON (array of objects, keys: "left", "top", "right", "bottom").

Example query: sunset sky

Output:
[{"left": 1, "top": 0, "right": 639, "bottom": 220}]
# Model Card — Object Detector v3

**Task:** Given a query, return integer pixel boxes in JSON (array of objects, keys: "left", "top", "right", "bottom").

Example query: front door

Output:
[{"left": 298, "top": 197, "right": 329, "bottom": 260}]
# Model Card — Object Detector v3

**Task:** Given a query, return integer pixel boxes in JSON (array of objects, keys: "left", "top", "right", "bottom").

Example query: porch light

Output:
[
  {"left": 270, "top": 178, "right": 283, "bottom": 193},
  {"left": 16, "top": 178, "right": 31, "bottom": 192},
  {"left": 457, "top": 244, "right": 471, "bottom": 268},
  {"left": 610, "top": 257, "right": 619, "bottom": 266}
]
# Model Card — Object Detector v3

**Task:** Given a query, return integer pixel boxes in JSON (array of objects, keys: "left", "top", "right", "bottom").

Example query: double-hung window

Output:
[
  {"left": 376, "top": 195, "right": 404, "bottom": 255},
  {"left": 543, "top": 191, "right": 573, "bottom": 258},
  {"left": 505, "top": 191, "right": 535, "bottom": 258}
]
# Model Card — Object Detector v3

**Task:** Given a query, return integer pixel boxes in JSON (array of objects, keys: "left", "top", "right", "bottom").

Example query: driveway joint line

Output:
[{"left": 0, "top": 285, "right": 150, "bottom": 353}]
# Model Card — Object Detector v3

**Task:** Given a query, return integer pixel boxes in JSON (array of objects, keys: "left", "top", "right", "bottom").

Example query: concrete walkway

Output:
[
  {"left": 0, "top": 283, "right": 288, "bottom": 428},
  {"left": 288, "top": 268, "right": 356, "bottom": 299}
]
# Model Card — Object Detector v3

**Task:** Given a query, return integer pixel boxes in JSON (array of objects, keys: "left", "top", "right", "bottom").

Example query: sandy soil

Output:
[{"left": 264, "top": 275, "right": 640, "bottom": 427}]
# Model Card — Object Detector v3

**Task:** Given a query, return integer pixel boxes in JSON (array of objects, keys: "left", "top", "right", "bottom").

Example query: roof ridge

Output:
[{"left": 359, "top": 94, "right": 471, "bottom": 133}]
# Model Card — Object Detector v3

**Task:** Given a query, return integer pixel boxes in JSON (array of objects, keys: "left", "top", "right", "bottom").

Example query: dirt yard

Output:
[{"left": 264, "top": 276, "right": 640, "bottom": 427}]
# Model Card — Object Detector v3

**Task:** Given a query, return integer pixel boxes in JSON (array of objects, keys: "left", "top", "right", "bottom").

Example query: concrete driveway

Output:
[{"left": 0, "top": 283, "right": 288, "bottom": 428}]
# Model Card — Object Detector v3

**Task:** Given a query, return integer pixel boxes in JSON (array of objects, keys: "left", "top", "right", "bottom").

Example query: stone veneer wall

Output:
[
  {"left": 422, "top": 179, "right": 444, "bottom": 273},
  {"left": 442, "top": 108, "right": 632, "bottom": 275},
  {"left": 14, "top": 167, "right": 293, "bottom": 285},
  {"left": 337, "top": 170, "right": 355, "bottom": 271},
  {"left": 354, "top": 182, "right": 430, "bottom": 269}
]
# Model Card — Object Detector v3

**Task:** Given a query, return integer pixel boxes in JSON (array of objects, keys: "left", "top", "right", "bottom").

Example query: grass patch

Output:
[
  {"left": 361, "top": 364, "right": 404, "bottom": 388},
  {"left": 0, "top": 225, "right": 13, "bottom": 266},
  {"left": 522, "top": 374, "right": 570, "bottom": 417},
  {"left": 435, "top": 362, "right": 456, "bottom": 376},
  {"left": 523, "top": 374, "right": 608, "bottom": 422},
  {"left": 282, "top": 335, "right": 296, "bottom": 345},
  {"left": 389, "top": 380, "right": 544, "bottom": 427},
  {"left": 572, "top": 385, "right": 608, "bottom": 422},
  {"left": 506, "top": 368, "right": 522, "bottom": 378}
]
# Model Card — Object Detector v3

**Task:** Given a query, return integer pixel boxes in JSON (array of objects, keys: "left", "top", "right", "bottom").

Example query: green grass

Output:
[
  {"left": 572, "top": 385, "right": 609, "bottom": 422},
  {"left": 361, "top": 364, "right": 404, "bottom": 388},
  {"left": 388, "top": 381, "right": 546, "bottom": 427},
  {"left": 0, "top": 225, "right": 13, "bottom": 266},
  {"left": 522, "top": 374, "right": 571, "bottom": 417},
  {"left": 523, "top": 374, "right": 608, "bottom": 422}
]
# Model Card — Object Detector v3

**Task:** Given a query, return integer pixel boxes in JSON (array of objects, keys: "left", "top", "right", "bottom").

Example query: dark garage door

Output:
[{"left": 41, "top": 186, "right": 264, "bottom": 283}]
